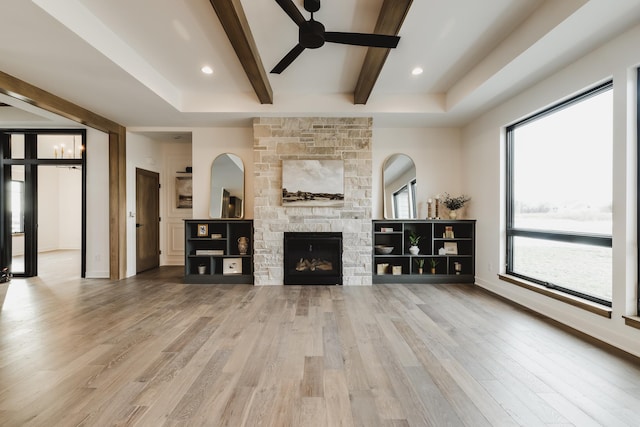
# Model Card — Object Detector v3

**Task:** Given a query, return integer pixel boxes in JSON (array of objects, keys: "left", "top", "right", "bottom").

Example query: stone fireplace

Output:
[{"left": 253, "top": 117, "right": 372, "bottom": 285}]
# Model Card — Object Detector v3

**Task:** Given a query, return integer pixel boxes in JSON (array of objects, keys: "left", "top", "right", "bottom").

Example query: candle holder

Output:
[{"left": 454, "top": 262, "right": 462, "bottom": 275}]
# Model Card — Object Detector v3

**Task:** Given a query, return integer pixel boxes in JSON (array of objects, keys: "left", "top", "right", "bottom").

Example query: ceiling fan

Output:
[{"left": 271, "top": 0, "right": 401, "bottom": 74}]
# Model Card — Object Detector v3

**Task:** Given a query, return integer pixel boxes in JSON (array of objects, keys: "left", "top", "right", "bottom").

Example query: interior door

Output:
[{"left": 136, "top": 168, "right": 160, "bottom": 273}]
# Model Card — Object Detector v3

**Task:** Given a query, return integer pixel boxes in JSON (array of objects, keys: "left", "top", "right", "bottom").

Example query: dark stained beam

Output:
[
  {"left": 209, "top": 0, "right": 273, "bottom": 104},
  {"left": 354, "top": 0, "right": 412, "bottom": 105},
  {"left": 0, "top": 70, "right": 122, "bottom": 133}
]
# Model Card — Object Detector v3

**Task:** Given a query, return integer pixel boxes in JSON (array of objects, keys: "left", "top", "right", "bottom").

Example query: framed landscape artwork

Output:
[{"left": 282, "top": 160, "right": 344, "bottom": 207}]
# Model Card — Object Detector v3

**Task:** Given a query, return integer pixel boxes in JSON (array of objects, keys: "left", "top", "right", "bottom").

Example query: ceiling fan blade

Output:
[
  {"left": 274, "top": 0, "right": 307, "bottom": 27},
  {"left": 324, "top": 32, "right": 400, "bottom": 48},
  {"left": 271, "top": 44, "right": 306, "bottom": 74}
]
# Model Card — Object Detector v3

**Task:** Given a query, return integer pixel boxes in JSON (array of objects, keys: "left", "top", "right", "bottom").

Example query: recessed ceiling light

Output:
[
  {"left": 201, "top": 65, "right": 214, "bottom": 75},
  {"left": 411, "top": 67, "right": 423, "bottom": 76}
]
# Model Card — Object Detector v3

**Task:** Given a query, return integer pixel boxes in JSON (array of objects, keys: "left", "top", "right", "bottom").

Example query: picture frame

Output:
[
  {"left": 223, "top": 258, "right": 242, "bottom": 275},
  {"left": 282, "top": 159, "right": 344, "bottom": 207},
  {"left": 197, "top": 223, "right": 208, "bottom": 237},
  {"left": 443, "top": 242, "right": 458, "bottom": 255},
  {"left": 176, "top": 176, "right": 193, "bottom": 209}
]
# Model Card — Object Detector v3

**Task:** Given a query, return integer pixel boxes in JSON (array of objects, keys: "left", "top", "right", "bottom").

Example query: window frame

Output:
[
  {"left": 10, "top": 180, "right": 24, "bottom": 234},
  {"left": 637, "top": 68, "right": 640, "bottom": 314},
  {"left": 506, "top": 80, "right": 613, "bottom": 307},
  {"left": 392, "top": 178, "right": 417, "bottom": 219},
  {"left": 393, "top": 184, "right": 411, "bottom": 218}
]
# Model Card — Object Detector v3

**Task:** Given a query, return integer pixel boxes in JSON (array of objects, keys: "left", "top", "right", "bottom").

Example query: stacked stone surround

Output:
[{"left": 253, "top": 117, "right": 373, "bottom": 286}]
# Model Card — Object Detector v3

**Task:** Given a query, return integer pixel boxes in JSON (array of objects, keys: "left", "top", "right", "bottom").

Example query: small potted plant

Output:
[
  {"left": 441, "top": 193, "right": 471, "bottom": 219},
  {"left": 414, "top": 258, "right": 425, "bottom": 274},
  {"left": 429, "top": 258, "right": 439, "bottom": 274},
  {"left": 408, "top": 231, "right": 421, "bottom": 255},
  {"left": 198, "top": 263, "right": 207, "bottom": 275}
]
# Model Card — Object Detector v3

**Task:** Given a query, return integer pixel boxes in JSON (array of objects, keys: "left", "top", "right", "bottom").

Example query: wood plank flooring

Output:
[{"left": 1, "top": 266, "right": 640, "bottom": 426}]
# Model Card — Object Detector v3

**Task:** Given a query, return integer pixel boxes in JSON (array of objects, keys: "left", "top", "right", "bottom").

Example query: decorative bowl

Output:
[{"left": 375, "top": 245, "right": 394, "bottom": 255}]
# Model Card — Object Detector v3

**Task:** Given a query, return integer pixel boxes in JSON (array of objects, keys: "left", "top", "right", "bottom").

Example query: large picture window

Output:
[{"left": 506, "top": 81, "right": 613, "bottom": 306}]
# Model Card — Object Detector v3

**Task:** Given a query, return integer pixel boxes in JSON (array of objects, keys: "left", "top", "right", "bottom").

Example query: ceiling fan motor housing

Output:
[
  {"left": 300, "top": 20, "right": 325, "bottom": 48},
  {"left": 304, "top": 0, "right": 320, "bottom": 13}
]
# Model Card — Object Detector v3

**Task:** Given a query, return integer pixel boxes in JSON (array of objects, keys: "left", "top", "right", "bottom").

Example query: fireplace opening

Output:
[{"left": 283, "top": 232, "right": 342, "bottom": 285}]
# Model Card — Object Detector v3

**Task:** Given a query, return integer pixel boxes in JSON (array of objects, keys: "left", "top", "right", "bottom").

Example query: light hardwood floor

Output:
[{"left": 1, "top": 266, "right": 639, "bottom": 426}]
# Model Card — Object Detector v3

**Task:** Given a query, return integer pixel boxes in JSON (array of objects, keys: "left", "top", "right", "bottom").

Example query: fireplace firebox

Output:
[{"left": 283, "top": 232, "right": 343, "bottom": 285}]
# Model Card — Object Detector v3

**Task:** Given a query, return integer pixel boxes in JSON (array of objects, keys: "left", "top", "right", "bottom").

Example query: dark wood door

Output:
[{"left": 136, "top": 168, "right": 159, "bottom": 273}]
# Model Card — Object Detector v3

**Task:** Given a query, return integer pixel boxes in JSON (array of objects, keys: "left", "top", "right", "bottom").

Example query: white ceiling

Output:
[{"left": 1, "top": 0, "right": 640, "bottom": 131}]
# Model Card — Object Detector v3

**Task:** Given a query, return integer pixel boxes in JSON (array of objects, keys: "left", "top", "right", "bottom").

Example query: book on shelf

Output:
[
  {"left": 195, "top": 249, "right": 224, "bottom": 255},
  {"left": 210, "top": 233, "right": 223, "bottom": 239}
]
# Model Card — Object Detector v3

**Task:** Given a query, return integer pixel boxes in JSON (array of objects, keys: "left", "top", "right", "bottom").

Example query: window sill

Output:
[
  {"left": 623, "top": 316, "right": 640, "bottom": 330},
  {"left": 498, "top": 274, "right": 612, "bottom": 318}
]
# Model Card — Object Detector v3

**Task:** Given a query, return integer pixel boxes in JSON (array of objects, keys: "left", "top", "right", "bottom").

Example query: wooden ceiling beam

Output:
[
  {"left": 209, "top": 0, "right": 273, "bottom": 104},
  {"left": 354, "top": 0, "right": 412, "bottom": 105},
  {"left": 0, "top": 70, "right": 123, "bottom": 133}
]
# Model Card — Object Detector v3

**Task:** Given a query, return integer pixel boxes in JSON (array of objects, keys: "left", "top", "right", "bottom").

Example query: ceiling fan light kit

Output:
[{"left": 271, "top": 0, "right": 401, "bottom": 74}]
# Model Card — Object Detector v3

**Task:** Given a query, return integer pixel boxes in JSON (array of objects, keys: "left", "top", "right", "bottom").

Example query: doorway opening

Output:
[{"left": 1, "top": 130, "right": 86, "bottom": 278}]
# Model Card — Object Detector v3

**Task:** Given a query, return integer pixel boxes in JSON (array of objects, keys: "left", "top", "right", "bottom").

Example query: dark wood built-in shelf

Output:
[
  {"left": 372, "top": 219, "right": 476, "bottom": 284},
  {"left": 184, "top": 219, "right": 253, "bottom": 284}
]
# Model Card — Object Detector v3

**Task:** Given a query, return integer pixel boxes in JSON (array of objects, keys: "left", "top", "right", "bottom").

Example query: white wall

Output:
[
  {"left": 37, "top": 166, "right": 81, "bottom": 252},
  {"left": 463, "top": 24, "right": 640, "bottom": 356},
  {"left": 38, "top": 166, "right": 60, "bottom": 251},
  {"left": 189, "top": 126, "right": 460, "bottom": 223},
  {"left": 373, "top": 128, "right": 462, "bottom": 219},
  {"left": 85, "top": 127, "right": 110, "bottom": 278},
  {"left": 58, "top": 167, "right": 82, "bottom": 248}
]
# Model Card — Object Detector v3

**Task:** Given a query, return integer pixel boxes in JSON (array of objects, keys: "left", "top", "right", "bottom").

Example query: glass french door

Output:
[{"left": 1, "top": 130, "right": 86, "bottom": 277}]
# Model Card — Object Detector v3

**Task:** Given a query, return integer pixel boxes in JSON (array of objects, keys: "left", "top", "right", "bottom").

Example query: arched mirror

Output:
[
  {"left": 383, "top": 154, "right": 417, "bottom": 219},
  {"left": 209, "top": 153, "right": 244, "bottom": 218}
]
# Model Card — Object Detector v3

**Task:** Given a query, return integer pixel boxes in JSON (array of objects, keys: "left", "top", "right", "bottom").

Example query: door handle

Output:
[{"left": 136, "top": 223, "right": 143, "bottom": 228}]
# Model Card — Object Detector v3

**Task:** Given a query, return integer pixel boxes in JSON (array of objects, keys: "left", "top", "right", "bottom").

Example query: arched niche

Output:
[
  {"left": 383, "top": 153, "right": 417, "bottom": 219},
  {"left": 209, "top": 153, "right": 244, "bottom": 218}
]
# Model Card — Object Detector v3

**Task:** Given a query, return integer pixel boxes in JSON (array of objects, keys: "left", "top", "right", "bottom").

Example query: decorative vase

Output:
[
  {"left": 409, "top": 245, "right": 419, "bottom": 255},
  {"left": 431, "top": 268, "right": 436, "bottom": 274},
  {"left": 418, "top": 268, "right": 423, "bottom": 275},
  {"left": 198, "top": 264, "right": 206, "bottom": 275},
  {"left": 449, "top": 210, "right": 458, "bottom": 219},
  {"left": 237, "top": 237, "right": 249, "bottom": 255}
]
